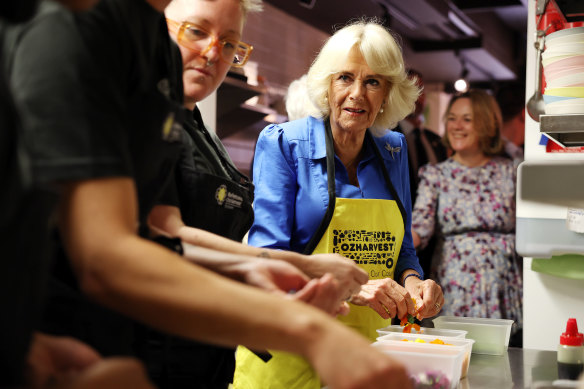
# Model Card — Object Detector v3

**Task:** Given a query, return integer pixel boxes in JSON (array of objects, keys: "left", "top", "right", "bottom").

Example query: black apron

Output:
[{"left": 175, "top": 107, "right": 254, "bottom": 241}]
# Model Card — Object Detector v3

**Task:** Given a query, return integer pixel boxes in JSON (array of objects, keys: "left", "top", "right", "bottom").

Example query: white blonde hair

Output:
[
  {"left": 166, "top": 0, "right": 263, "bottom": 21},
  {"left": 240, "top": 0, "right": 262, "bottom": 16},
  {"left": 306, "top": 19, "right": 419, "bottom": 134},
  {"left": 285, "top": 74, "right": 320, "bottom": 121}
]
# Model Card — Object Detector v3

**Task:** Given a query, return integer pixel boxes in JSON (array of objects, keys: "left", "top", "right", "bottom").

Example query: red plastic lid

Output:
[{"left": 560, "top": 318, "right": 584, "bottom": 346}]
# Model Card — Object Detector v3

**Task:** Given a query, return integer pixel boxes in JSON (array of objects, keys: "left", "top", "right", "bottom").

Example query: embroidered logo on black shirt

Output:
[{"left": 161, "top": 112, "right": 182, "bottom": 142}]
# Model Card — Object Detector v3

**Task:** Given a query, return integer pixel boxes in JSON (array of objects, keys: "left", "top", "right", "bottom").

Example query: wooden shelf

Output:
[{"left": 215, "top": 75, "right": 277, "bottom": 139}]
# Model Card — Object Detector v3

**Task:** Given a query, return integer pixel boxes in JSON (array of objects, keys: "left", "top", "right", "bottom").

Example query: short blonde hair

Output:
[
  {"left": 306, "top": 19, "right": 419, "bottom": 134},
  {"left": 442, "top": 89, "right": 505, "bottom": 156},
  {"left": 240, "top": 0, "right": 262, "bottom": 17},
  {"left": 166, "top": 0, "right": 262, "bottom": 21}
]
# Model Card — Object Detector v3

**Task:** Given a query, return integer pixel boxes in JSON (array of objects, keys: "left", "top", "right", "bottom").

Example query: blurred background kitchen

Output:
[
  {"left": 198, "top": 0, "right": 584, "bottom": 354},
  {"left": 199, "top": 0, "right": 528, "bottom": 175}
]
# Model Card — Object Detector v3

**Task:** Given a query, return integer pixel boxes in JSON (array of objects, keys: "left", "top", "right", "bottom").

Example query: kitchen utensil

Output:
[{"left": 527, "top": 30, "right": 547, "bottom": 121}]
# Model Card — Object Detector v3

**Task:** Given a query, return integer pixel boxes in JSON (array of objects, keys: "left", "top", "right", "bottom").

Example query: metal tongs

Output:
[{"left": 526, "top": 0, "right": 550, "bottom": 122}]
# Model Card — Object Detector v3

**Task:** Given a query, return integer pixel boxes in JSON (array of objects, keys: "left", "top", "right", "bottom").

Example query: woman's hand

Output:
[
  {"left": 403, "top": 276, "right": 444, "bottom": 319},
  {"left": 348, "top": 278, "right": 416, "bottom": 320}
]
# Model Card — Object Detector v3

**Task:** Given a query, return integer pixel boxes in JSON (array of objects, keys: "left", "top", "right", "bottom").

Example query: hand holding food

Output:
[{"left": 402, "top": 276, "right": 444, "bottom": 320}]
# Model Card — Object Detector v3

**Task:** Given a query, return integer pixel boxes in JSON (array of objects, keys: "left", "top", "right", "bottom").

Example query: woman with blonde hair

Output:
[{"left": 234, "top": 19, "right": 444, "bottom": 389}]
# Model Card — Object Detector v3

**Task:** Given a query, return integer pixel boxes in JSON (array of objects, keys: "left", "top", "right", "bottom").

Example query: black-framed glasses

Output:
[{"left": 166, "top": 19, "right": 253, "bottom": 67}]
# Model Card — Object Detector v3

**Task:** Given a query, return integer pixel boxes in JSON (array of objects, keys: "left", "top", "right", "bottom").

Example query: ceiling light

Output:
[
  {"left": 454, "top": 52, "right": 469, "bottom": 93},
  {"left": 454, "top": 78, "right": 469, "bottom": 93}
]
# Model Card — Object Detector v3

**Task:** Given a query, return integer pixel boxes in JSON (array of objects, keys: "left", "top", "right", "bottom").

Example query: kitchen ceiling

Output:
[{"left": 263, "top": 0, "right": 528, "bottom": 87}]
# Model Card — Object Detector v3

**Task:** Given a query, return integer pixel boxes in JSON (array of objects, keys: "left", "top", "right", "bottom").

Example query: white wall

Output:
[{"left": 521, "top": 0, "right": 584, "bottom": 351}]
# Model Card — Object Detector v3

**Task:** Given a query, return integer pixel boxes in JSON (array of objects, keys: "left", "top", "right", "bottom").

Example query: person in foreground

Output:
[
  {"left": 412, "top": 89, "right": 523, "bottom": 342},
  {"left": 1, "top": 0, "right": 154, "bottom": 388},
  {"left": 6, "top": 0, "right": 414, "bottom": 388},
  {"left": 233, "top": 19, "right": 444, "bottom": 389}
]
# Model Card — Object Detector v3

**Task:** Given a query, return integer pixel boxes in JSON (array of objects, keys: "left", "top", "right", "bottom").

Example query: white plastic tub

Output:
[
  {"left": 377, "top": 332, "right": 475, "bottom": 378},
  {"left": 372, "top": 339, "right": 466, "bottom": 389},
  {"left": 376, "top": 324, "right": 467, "bottom": 338},
  {"left": 433, "top": 316, "right": 513, "bottom": 355}
]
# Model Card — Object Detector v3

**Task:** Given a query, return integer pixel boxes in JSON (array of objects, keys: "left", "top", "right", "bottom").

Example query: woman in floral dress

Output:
[{"left": 411, "top": 89, "right": 523, "bottom": 337}]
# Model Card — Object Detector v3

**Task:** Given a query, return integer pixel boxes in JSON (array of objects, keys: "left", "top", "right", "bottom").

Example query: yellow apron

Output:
[{"left": 233, "top": 125, "right": 406, "bottom": 389}]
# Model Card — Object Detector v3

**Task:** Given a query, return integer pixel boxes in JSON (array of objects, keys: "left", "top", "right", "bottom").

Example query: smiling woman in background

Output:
[
  {"left": 412, "top": 89, "right": 523, "bottom": 344},
  {"left": 234, "top": 20, "right": 444, "bottom": 389}
]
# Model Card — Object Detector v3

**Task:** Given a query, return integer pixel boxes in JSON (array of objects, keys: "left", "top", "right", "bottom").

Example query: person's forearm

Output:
[
  {"left": 181, "top": 241, "right": 266, "bottom": 281},
  {"left": 412, "top": 230, "right": 421, "bottom": 249},
  {"left": 399, "top": 269, "right": 422, "bottom": 287},
  {"left": 62, "top": 179, "right": 323, "bottom": 357},
  {"left": 77, "top": 234, "right": 333, "bottom": 356},
  {"left": 177, "top": 226, "right": 311, "bottom": 270}
]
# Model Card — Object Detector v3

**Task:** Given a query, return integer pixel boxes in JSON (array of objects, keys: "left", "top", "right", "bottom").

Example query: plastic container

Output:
[
  {"left": 376, "top": 324, "right": 467, "bottom": 338},
  {"left": 372, "top": 339, "right": 465, "bottom": 389},
  {"left": 377, "top": 332, "right": 475, "bottom": 378},
  {"left": 557, "top": 318, "right": 584, "bottom": 380},
  {"left": 433, "top": 316, "right": 513, "bottom": 355}
]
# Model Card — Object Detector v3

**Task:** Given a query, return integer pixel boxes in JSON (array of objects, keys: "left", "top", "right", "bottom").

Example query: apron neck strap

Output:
[
  {"left": 302, "top": 120, "right": 407, "bottom": 254},
  {"left": 303, "top": 119, "right": 337, "bottom": 254},
  {"left": 366, "top": 131, "right": 407, "bottom": 230}
]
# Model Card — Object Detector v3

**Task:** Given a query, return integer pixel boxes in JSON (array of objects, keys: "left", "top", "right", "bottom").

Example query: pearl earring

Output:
[{"left": 380, "top": 107, "right": 384, "bottom": 113}]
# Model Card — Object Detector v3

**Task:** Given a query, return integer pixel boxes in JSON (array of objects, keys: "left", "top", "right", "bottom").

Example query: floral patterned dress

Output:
[{"left": 412, "top": 157, "right": 523, "bottom": 331}]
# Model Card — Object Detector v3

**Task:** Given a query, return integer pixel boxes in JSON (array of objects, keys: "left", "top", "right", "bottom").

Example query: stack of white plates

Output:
[{"left": 543, "top": 27, "right": 584, "bottom": 114}]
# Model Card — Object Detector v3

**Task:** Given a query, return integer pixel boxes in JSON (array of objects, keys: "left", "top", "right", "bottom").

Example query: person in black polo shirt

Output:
[
  {"left": 5, "top": 0, "right": 414, "bottom": 388},
  {"left": 1, "top": 0, "right": 155, "bottom": 388}
]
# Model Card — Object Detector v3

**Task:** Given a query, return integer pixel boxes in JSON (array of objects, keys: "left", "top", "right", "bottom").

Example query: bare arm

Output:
[
  {"left": 60, "top": 178, "right": 412, "bottom": 389},
  {"left": 412, "top": 229, "right": 421, "bottom": 249},
  {"left": 149, "top": 204, "right": 367, "bottom": 297}
]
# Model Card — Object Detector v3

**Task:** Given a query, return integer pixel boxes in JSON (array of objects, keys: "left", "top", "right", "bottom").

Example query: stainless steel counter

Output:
[{"left": 463, "top": 347, "right": 575, "bottom": 389}]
